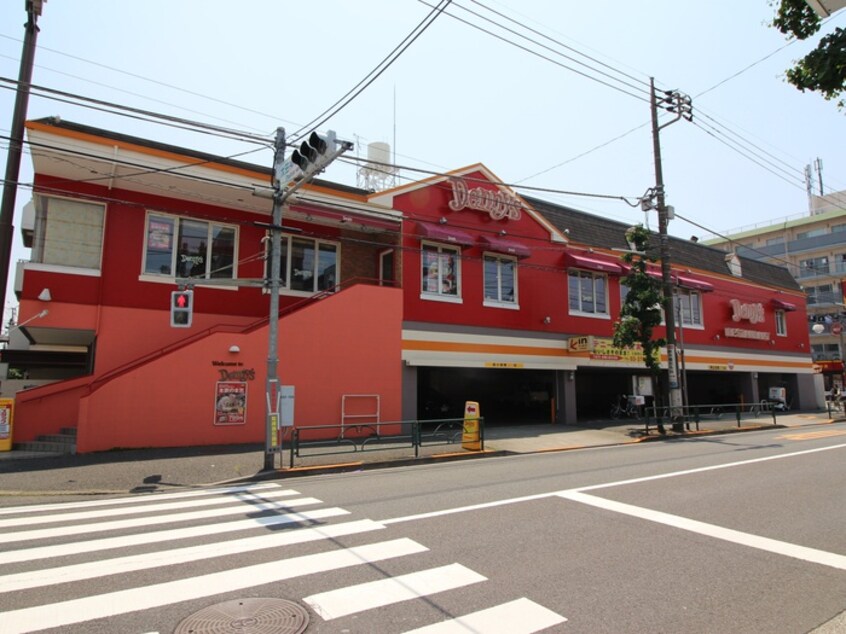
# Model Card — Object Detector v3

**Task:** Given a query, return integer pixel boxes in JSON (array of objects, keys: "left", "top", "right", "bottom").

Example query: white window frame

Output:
[
  {"left": 270, "top": 234, "right": 341, "bottom": 296},
  {"left": 568, "top": 269, "right": 609, "bottom": 318},
  {"left": 483, "top": 252, "right": 519, "bottom": 309},
  {"left": 141, "top": 211, "right": 238, "bottom": 281},
  {"left": 421, "top": 241, "right": 462, "bottom": 303},
  {"left": 676, "top": 288, "right": 704, "bottom": 329},
  {"left": 775, "top": 309, "right": 787, "bottom": 337}
]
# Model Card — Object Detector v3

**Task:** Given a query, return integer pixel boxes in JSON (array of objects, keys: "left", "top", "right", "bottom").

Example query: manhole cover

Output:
[{"left": 174, "top": 597, "right": 309, "bottom": 634}]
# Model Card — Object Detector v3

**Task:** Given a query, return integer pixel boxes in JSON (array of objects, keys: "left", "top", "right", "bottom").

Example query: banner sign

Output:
[{"left": 214, "top": 381, "right": 247, "bottom": 425}]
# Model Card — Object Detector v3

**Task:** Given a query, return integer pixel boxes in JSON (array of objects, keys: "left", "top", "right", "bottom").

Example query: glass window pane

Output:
[
  {"left": 595, "top": 275, "right": 606, "bottom": 313},
  {"left": 501, "top": 259, "right": 515, "bottom": 302},
  {"left": 145, "top": 215, "right": 175, "bottom": 275},
  {"left": 209, "top": 225, "right": 235, "bottom": 279},
  {"left": 440, "top": 251, "right": 458, "bottom": 295},
  {"left": 568, "top": 271, "right": 579, "bottom": 310},
  {"left": 484, "top": 256, "right": 498, "bottom": 300},
  {"left": 317, "top": 243, "right": 337, "bottom": 290},
  {"left": 290, "top": 238, "right": 315, "bottom": 291},
  {"left": 580, "top": 273, "right": 594, "bottom": 313},
  {"left": 422, "top": 247, "right": 440, "bottom": 294},
  {"left": 177, "top": 220, "right": 209, "bottom": 277}
]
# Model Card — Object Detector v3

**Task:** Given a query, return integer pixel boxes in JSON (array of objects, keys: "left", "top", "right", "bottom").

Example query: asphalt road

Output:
[{"left": 0, "top": 424, "right": 844, "bottom": 633}]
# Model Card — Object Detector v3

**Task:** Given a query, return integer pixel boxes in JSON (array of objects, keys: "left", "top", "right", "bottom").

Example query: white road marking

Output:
[
  {"left": 559, "top": 490, "right": 846, "bottom": 571},
  {"left": 0, "top": 507, "right": 348, "bottom": 566},
  {"left": 0, "top": 538, "right": 427, "bottom": 634},
  {"left": 402, "top": 598, "right": 567, "bottom": 633},
  {"left": 0, "top": 483, "right": 284, "bottom": 516},
  {"left": 0, "top": 495, "right": 322, "bottom": 544},
  {"left": 0, "top": 487, "right": 299, "bottom": 528},
  {"left": 303, "top": 563, "right": 486, "bottom": 620},
  {"left": 1, "top": 519, "right": 386, "bottom": 592}
]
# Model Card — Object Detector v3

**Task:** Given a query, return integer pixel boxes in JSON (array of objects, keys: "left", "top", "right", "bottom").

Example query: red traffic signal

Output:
[{"left": 170, "top": 290, "right": 193, "bottom": 328}]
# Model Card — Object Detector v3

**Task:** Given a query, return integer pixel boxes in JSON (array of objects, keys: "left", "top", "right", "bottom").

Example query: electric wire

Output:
[
  {"left": 415, "top": 0, "right": 650, "bottom": 104},
  {"left": 288, "top": 0, "right": 453, "bottom": 143}
]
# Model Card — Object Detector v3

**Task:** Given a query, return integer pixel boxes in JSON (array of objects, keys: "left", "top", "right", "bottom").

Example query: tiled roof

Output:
[{"left": 524, "top": 195, "right": 800, "bottom": 291}]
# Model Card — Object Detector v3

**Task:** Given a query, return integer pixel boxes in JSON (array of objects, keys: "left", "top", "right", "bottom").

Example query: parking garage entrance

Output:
[{"left": 417, "top": 366, "right": 556, "bottom": 425}]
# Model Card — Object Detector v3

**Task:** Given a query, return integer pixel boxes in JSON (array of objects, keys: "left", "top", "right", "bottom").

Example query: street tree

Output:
[
  {"left": 772, "top": 0, "right": 846, "bottom": 109},
  {"left": 613, "top": 224, "right": 666, "bottom": 433}
]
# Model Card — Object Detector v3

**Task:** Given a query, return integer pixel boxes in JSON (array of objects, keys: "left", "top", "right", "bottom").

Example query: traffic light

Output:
[
  {"left": 170, "top": 290, "right": 193, "bottom": 328},
  {"left": 290, "top": 130, "right": 336, "bottom": 177}
]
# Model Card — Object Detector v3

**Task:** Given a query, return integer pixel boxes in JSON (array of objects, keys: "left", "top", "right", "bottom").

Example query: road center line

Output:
[
  {"left": 382, "top": 442, "right": 846, "bottom": 525},
  {"left": 558, "top": 490, "right": 846, "bottom": 571}
]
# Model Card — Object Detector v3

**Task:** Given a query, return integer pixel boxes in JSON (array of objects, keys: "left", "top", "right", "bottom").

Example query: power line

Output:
[{"left": 289, "top": 0, "right": 453, "bottom": 143}]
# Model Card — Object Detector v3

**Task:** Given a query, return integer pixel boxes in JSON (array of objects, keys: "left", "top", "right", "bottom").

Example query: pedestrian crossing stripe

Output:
[
  {"left": 1, "top": 494, "right": 322, "bottom": 544},
  {"left": 402, "top": 598, "right": 567, "bottom": 633},
  {"left": 0, "top": 506, "right": 349, "bottom": 566},
  {"left": 1, "top": 519, "right": 386, "bottom": 593},
  {"left": 0, "top": 538, "right": 428, "bottom": 634},
  {"left": 0, "top": 487, "right": 301, "bottom": 528},
  {"left": 304, "top": 563, "right": 486, "bottom": 620},
  {"left": 0, "top": 482, "right": 283, "bottom": 516}
]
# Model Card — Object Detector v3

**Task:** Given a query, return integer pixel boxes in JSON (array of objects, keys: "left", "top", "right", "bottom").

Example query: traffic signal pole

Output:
[{"left": 264, "top": 128, "right": 285, "bottom": 471}]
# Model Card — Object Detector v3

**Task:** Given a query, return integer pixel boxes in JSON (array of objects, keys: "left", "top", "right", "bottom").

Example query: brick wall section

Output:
[{"left": 341, "top": 229, "right": 400, "bottom": 286}]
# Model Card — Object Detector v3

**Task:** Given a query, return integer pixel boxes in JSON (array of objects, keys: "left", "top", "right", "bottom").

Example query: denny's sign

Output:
[{"left": 448, "top": 178, "right": 522, "bottom": 221}]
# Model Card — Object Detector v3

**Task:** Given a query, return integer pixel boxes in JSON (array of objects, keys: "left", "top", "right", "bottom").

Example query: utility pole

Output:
[
  {"left": 261, "top": 127, "right": 353, "bottom": 471},
  {"left": 0, "top": 1, "right": 44, "bottom": 324},
  {"left": 649, "top": 77, "right": 692, "bottom": 432}
]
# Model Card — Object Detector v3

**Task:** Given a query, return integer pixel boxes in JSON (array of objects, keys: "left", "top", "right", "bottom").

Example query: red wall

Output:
[{"left": 70, "top": 284, "right": 402, "bottom": 452}]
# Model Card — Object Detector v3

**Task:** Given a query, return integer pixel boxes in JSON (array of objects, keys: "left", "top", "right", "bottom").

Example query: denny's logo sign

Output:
[{"left": 448, "top": 178, "right": 522, "bottom": 221}]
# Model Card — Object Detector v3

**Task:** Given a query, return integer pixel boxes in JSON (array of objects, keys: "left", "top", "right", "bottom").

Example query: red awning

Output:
[
  {"left": 772, "top": 298, "right": 797, "bottom": 311},
  {"left": 291, "top": 204, "right": 399, "bottom": 231},
  {"left": 418, "top": 222, "right": 474, "bottom": 246},
  {"left": 479, "top": 235, "right": 530, "bottom": 258},
  {"left": 675, "top": 275, "right": 714, "bottom": 292},
  {"left": 564, "top": 252, "right": 622, "bottom": 274}
]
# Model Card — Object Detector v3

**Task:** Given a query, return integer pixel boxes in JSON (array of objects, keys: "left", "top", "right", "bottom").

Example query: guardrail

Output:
[
  {"left": 288, "top": 417, "right": 484, "bottom": 468},
  {"left": 643, "top": 402, "right": 778, "bottom": 433}
]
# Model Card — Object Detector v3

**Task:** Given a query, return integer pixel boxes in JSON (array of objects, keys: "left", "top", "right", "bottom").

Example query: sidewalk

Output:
[{"left": 0, "top": 411, "right": 838, "bottom": 500}]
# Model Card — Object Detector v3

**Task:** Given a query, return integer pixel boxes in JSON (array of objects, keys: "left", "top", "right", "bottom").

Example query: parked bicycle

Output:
[{"left": 610, "top": 396, "right": 641, "bottom": 420}]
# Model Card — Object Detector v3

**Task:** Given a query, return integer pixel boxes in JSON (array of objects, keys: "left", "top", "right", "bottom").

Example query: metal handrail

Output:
[{"left": 644, "top": 401, "right": 778, "bottom": 433}]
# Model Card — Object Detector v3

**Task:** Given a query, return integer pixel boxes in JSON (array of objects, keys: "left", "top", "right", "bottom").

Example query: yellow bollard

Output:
[
  {"left": 0, "top": 399, "right": 14, "bottom": 452},
  {"left": 462, "top": 401, "right": 481, "bottom": 451}
]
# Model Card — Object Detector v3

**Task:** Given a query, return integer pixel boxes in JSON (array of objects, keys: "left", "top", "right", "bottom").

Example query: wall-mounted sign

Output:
[
  {"left": 567, "top": 336, "right": 654, "bottom": 363},
  {"left": 448, "top": 178, "right": 522, "bottom": 221},
  {"left": 214, "top": 381, "right": 247, "bottom": 425},
  {"left": 485, "top": 362, "right": 524, "bottom": 368},
  {"left": 724, "top": 327, "right": 770, "bottom": 341},
  {"left": 568, "top": 336, "right": 592, "bottom": 352},
  {"left": 730, "top": 299, "right": 765, "bottom": 325}
]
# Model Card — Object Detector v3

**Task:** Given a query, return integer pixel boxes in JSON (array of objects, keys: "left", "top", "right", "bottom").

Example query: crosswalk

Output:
[{"left": 0, "top": 482, "right": 566, "bottom": 633}]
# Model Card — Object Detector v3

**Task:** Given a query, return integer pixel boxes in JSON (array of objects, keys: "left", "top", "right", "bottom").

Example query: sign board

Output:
[
  {"left": 214, "top": 381, "right": 247, "bottom": 425},
  {"left": 274, "top": 159, "right": 303, "bottom": 186},
  {"left": 279, "top": 385, "right": 295, "bottom": 428},
  {"left": 0, "top": 399, "right": 13, "bottom": 452}
]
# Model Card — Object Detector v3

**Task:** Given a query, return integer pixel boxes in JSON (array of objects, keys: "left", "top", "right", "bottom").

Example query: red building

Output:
[{"left": 3, "top": 119, "right": 819, "bottom": 453}]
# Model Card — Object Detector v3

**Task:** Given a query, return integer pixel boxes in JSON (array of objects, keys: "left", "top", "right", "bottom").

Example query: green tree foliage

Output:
[
  {"left": 612, "top": 225, "right": 664, "bottom": 376},
  {"left": 772, "top": 0, "right": 846, "bottom": 108}
]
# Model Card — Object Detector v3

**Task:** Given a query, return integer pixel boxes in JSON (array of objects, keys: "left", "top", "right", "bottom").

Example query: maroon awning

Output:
[
  {"left": 418, "top": 222, "right": 474, "bottom": 246},
  {"left": 772, "top": 298, "right": 797, "bottom": 311},
  {"left": 479, "top": 235, "right": 530, "bottom": 258},
  {"left": 675, "top": 275, "right": 714, "bottom": 292},
  {"left": 564, "top": 252, "right": 622, "bottom": 274}
]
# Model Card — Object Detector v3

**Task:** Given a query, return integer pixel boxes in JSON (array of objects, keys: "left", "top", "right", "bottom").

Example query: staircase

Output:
[{"left": 13, "top": 427, "right": 77, "bottom": 455}]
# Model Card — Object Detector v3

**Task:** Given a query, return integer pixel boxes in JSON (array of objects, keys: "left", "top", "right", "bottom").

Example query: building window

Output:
[
  {"left": 568, "top": 270, "right": 607, "bottom": 316},
  {"left": 483, "top": 254, "right": 517, "bottom": 307},
  {"left": 276, "top": 235, "right": 338, "bottom": 293},
  {"left": 677, "top": 289, "right": 702, "bottom": 327},
  {"left": 798, "top": 255, "right": 829, "bottom": 278},
  {"left": 33, "top": 196, "right": 105, "bottom": 270},
  {"left": 422, "top": 242, "right": 460, "bottom": 299},
  {"left": 775, "top": 309, "right": 787, "bottom": 337},
  {"left": 144, "top": 213, "right": 237, "bottom": 279}
]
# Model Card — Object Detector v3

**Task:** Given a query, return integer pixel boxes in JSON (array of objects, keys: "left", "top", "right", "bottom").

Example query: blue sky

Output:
[{"left": 2, "top": 1, "right": 846, "bottom": 317}]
